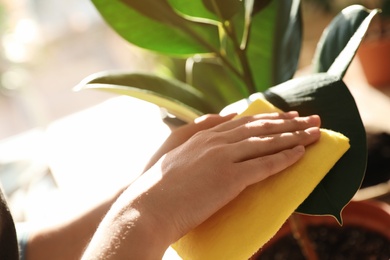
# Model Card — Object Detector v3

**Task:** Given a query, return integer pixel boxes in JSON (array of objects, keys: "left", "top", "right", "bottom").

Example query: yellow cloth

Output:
[{"left": 172, "top": 98, "right": 350, "bottom": 260}]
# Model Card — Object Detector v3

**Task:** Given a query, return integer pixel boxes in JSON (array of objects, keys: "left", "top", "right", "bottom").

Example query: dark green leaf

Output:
[
  {"left": 191, "top": 58, "right": 248, "bottom": 108},
  {"left": 242, "top": 0, "right": 255, "bottom": 49},
  {"left": 313, "top": 5, "right": 380, "bottom": 77},
  {"left": 246, "top": 0, "right": 302, "bottom": 92},
  {"left": 75, "top": 72, "right": 218, "bottom": 122},
  {"left": 263, "top": 73, "right": 366, "bottom": 223},
  {"left": 252, "top": 0, "right": 273, "bottom": 16},
  {"left": 167, "top": 0, "right": 219, "bottom": 22},
  {"left": 120, "top": 0, "right": 179, "bottom": 24},
  {"left": 243, "top": 1, "right": 277, "bottom": 91},
  {"left": 92, "top": 0, "right": 220, "bottom": 55},
  {"left": 271, "top": 0, "right": 302, "bottom": 86},
  {"left": 202, "top": 0, "right": 242, "bottom": 20},
  {"left": 242, "top": 0, "right": 274, "bottom": 49},
  {"left": 224, "top": 7, "right": 246, "bottom": 67}
]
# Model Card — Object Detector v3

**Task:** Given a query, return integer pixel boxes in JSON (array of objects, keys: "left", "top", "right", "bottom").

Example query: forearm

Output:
[
  {"left": 25, "top": 187, "right": 126, "bottom": 260},
  {"left": 81, "top": 170, "right": 172, "bottom": 260},
  {"left": 81, "top": 204, "right": 167, "bottom": 260}
]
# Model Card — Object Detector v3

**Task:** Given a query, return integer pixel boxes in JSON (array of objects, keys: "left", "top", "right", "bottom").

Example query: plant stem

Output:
[
  {"left": 205, "top": 0, "right": 256, "bottom": 95},
  {"left": 222, "top": 21, "right": 257, "bottom": 94},
  {"left": 289, "top": 214, "right": 320, "bottom": 260},
  {"left": 174, "top": 3, "right": 259, "bottom": 97},
  {"left": 178, "top": 22, "right": 250, "bottom": 97}
]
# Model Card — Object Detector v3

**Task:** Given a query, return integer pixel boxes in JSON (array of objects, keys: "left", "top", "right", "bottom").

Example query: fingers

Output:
[
  {"left": 237, "top": 145, "right": 306, "bottom": 185},
  {"left": 229, "top": 126, "right": 320, "bottom": 162},
  {"left": 211, "top": 111, "right": 299, "bottom": 132},
  {"left": 221, "top": 114, "right": 321, "bottom": 144},
  {"left": 193, "top": 113, "right": 237, "bottom": 131},
  {"left": 170, "top": 113, "right": 235, "bottom": 141},
  {"left": 142, "top": 114, "right": 235, "bottom": 172},
  {"left": 167, "top": 114, "right": 235, "bottom": 146}
]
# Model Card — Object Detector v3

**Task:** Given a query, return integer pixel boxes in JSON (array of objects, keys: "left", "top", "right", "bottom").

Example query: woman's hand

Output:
[
  {"left": 142, "top": 113, "right": 237, "bottom": 172},
  {"left": 147, "top": 112, "right": 321, "bottom": 240},
  {"left": 82, "top": 112, "right": 321, "bottom": 260}
]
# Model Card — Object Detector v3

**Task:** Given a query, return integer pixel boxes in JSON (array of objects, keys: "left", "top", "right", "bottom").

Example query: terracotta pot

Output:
[
  {"left": 252, "top": 200, "right": 390, "bottom": 259},
  {"left": 358, "top": 34, "right": 390, "bottom": 88}
]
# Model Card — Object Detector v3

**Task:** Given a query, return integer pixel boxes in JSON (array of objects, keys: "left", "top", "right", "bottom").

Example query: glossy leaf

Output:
[
  {"left": 271, "top": 0, "right": 302, "bottom": 85},
  {"left": 241, "top": 0, "right": 273, "bottom": 49},
  {"left": 92, "top": 0, "right": 220, "bottom": 55},
  {"left": 252, "top": 0, "right": 274, "bottom": 16},
  {"left": 313, "top": 5, "right": 380, "bottom": 77},
  {"left": 242, "top": 0, "right": 255, "bottom": 49},
  {"left": 221, "top": 7, "right": 246, "bottom": 72},
  {"left": 167, "top": 0, "right": 219, "bottom": 22},
  {"left": 120, "top": 0, "right": 179, "bottom": 24},
  {"left": 190, "top": 58, "right": 247, "bottom": 107},
  {"left": 75, "top": 72, "right": 217, "bottom": 122},
  {"left": 263, "top": 74, "right": 366, "bottom": 223},
  {"left": 246, "top": 0, "right": 302, "bottom": 92},
  {"left": 202, "top": 0, "right": 242, "bottom": 20}
]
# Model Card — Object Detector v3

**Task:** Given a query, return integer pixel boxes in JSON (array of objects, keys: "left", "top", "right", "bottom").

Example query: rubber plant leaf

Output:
[
  {"left": 190, "top": 58, "right": 248, "bottom": 108},
  {"left": 252, "top": 0, "right": 273, "bottom": 16},
  {"left": 75, "top": 72, "right": 216, "bottom": 123},
  {"left": 246, "top": 0, "right": 302, "bottom": 92},
  {"left": 167, "top": 0, "right": 219, "bottom": 22},
  {"left": 241, "top": 0, "right": 273, "bottom": 48},
  {"left": 221, "top": 3, "right": 375, "bottom": 221},
  {"left": 312, "top": 5, "right": 380, "bottom": 76},
  {"left": 202, "top": 0, "right": 242, "bottom": 20},
  {"left": 262, "top": 73, "right": 366, "bottom": 223},
  {"left": 91, "top": 0, "right": 220, "bottom": 56}
]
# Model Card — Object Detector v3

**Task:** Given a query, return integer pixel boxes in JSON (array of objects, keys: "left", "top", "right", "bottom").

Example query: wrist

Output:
[
  {"left": 118, "top": 190, "right": 173, "bottom": 259},
  {"left": 83, "top": 168, "right": 174, "bottom": 259}
]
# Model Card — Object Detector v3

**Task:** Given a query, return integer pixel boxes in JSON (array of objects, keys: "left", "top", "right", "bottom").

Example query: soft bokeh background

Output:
[
  {"left": 0, "top": 0, "right": 162, "bottom": 223},
  {"left": 0, "top": 0, "right": 159, "bottom": 140}
]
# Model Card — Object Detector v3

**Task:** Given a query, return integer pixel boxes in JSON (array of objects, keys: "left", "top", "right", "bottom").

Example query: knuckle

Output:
[
  {"left": 219, "top": 165, "right": 246, "bottom": 192},
  {"left": 193, "top": 130, "right": 217, "bottom": 144},
  {"left": 259, "top": 120, "right": 273, "bottom": 130},
  {"left": 260, "top": 156, "right": 277, "bottom": 173}
]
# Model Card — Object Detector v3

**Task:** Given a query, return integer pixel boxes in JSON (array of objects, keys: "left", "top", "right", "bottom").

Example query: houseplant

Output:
[{"left": 76, "top": 1, "right": 385, "bottom": 258}]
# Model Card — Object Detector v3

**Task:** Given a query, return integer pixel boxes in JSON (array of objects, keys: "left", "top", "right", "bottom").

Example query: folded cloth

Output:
[{"left": 172, "top": 98, "right": 350, "bottom": 260}]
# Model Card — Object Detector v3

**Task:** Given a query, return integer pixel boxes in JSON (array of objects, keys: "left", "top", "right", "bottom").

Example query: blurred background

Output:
[
  {"left": 0, "top": 0, "right": 161, "bottom": 222},
  {"left": 0, "top": 0, "right": 159, "bottom": 140}
]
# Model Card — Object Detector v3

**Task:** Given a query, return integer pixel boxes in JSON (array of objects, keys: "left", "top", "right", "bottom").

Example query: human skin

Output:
[
  {"left": 81, "top": 112, "right": 321, "bottom": 260},
  {"left": 24, "top": 113, "right": 236, "bottom": 260}
]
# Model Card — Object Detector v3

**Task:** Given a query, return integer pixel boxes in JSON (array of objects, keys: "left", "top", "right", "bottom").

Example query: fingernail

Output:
[
  {"left": 286, "top": 111, "right": 299, "bottom": 117},
  {"left": 293, "top": 145, "right": 305, "bottom": 153},
  {"left": 308, "top": 115, "right": 321, "bottom": 125},
  {"left": 222, "top": 113, "right": 237, "bottom": 118},
  {"left": 305, "top": 127, "right": 320, "bottom": 135}
]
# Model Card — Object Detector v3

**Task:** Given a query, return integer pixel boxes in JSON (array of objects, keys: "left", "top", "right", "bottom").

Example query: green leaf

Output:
[
  {"left": 92, "top": 0, "right": 220, "bottom": 55},
  {"left": 167, "top": 0, "right": 219, "bottom": 22},
  {"left": 271, "top": 0, "right": 302, "bottom": 85},
  {"left": 75, "top": 72, "right": 218, "bottom": 122},
  {"left": 263, "top": 73, "right": 366, "bottom": 223},
  {"left": 190, "top": 58, "right": 248, "bottom": 108},
  {"left": 120, "top": 0, "right": 179, "bottom": 24},
  {"left": 252, "top": 0, "right": 273, "bottom": 16},
  {"left": 313, "top": 5, "right": 380, "bottom": 77},
  {"left": 241, "top": 0, "right": 273, "bottom": 49},
  {"left": 202, "top": 0, "right": 242, "bottom": 20},
  {"left": 246, "top": 0, "right": 302, "bottom": 92}
]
